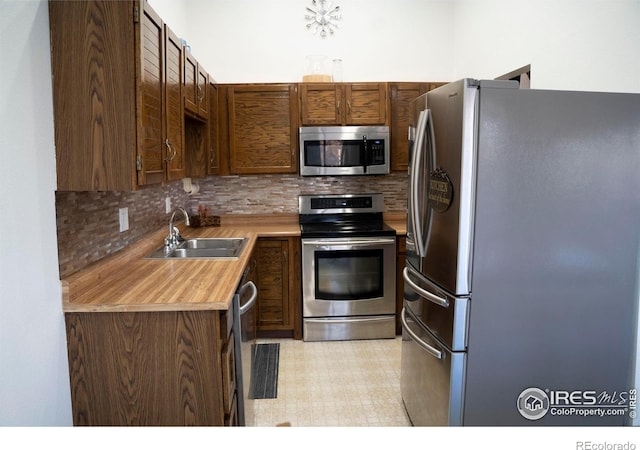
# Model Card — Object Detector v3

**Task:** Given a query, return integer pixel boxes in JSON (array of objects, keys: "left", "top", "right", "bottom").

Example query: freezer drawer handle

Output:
[
  {"left": 401, "top": 308, "right": 443, "bottom": 360},
  {"left": 403, "top": 267, "right": 449, "bottom": 308},
  {"left": 238, "top": 281, "right": 257, "bottom": 315}
]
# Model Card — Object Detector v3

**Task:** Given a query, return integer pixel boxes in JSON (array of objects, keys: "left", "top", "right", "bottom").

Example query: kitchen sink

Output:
[
  {"left": 146, "top": 238, "right": 248, "bottom": 260},
  {"left": 181, "top": 238, "right": 246, "bottom": 250}
]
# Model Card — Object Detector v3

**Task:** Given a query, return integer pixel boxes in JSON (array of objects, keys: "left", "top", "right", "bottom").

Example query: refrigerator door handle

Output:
[
  {"left": 403, "top": 266, "right": 449, "bottom": 308},
  {"left": 410, "top": 109, "right": 428, "bottom": 257},
  {"left": 401, "top": 308, "right": 443, "bottom": 360}
]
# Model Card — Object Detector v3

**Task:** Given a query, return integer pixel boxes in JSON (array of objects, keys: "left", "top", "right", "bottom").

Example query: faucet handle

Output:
[{"left": 173, "top": 226, "right": 184, "bottom": 243}]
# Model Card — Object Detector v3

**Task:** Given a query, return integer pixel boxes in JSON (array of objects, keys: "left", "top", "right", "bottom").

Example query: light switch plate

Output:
[
  {"left": 165, "top": 197, "right": 172, "bottom": 214},
  {"left": 118, "top": 207, "right": 129, "bottom": 232}
]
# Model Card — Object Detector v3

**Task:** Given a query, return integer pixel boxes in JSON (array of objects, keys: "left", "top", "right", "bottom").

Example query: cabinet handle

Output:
[
  {"left": 197, "top": 85, "right": 204, "bottom": 103},
  {"left": 336, "top": 99, "right": 340, "bottom": 116},
  {"left": 347, "top": 100, "right": 352, "bottom": 115},
  {"left": 210, "top": 147, "right": 215, "bottom": 164},
  {"left": 165, "top": 139, "right": 176, "bottom": 162}
]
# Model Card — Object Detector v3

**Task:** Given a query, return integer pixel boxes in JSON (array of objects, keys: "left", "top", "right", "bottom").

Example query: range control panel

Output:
[{"left": 299, "top": 194, "right": 384, "bottom": 215}]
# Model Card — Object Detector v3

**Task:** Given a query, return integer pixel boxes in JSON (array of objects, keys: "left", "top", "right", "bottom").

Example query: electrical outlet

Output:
[
  {"left": 165, "top": 197, "right": 172, "bottom": 214},
  {"left": 118, "top": 207, "right": 129, "bottom": 232}
]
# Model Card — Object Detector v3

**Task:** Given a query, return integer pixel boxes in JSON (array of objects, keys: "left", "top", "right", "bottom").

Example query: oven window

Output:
[
  {"left": 314, "top": 249, "right": 384, "bottom": 300},
  {"left": 304, "top": 140, "right": 364, "bottom": 167}
]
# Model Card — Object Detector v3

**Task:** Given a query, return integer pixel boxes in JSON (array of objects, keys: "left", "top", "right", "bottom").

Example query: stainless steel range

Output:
[{"left": 299, "top": 193, "right": 396, "bottom": 342}]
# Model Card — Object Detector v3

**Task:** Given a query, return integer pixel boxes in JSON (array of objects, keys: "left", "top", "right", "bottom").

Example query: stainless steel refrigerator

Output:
[{"left": 401, "top": 79, "right": 640, "bottom": 426}]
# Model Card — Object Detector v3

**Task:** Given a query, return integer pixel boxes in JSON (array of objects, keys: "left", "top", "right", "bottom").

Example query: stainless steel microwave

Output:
[{"left": 299, "top": 126, "right": 390, "bottom": 176}]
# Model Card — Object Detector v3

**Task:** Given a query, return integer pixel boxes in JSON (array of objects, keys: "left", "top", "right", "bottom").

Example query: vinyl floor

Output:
[{"left": 252, "top": 337, "right": 411, "bottom": 427}]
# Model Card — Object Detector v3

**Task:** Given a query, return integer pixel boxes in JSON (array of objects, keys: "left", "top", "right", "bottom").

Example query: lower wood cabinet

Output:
[
  {"left": 65, "top": 310, "right": 231, "bottom": 426},
  {"left": 254, "top": 237, "right": 302, "bottom": 339}
]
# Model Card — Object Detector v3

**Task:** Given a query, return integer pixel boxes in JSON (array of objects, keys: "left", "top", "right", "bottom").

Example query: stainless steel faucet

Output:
[{"left": 165, "top": 207, "right": 191, "bottom": 250}]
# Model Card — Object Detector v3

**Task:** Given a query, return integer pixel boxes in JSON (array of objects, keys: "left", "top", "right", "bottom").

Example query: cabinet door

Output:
[
  {"left": 197, "top": 66, "right": 209, "bottom": 119},
  {"left": 184, "top": 52, "right": 198, "bottom": 114},
  {"left": 49, "top": 0, "right": 137, "bottom": 191},
  {"left": 227, "top": 84, "right": 299, "bottom": 174},
  {"left": 65, "top": 311, "right": 225, "bottom": 425},
  {"left": 256, "top": 239, "right": 290, "bottom": 331},
  {"left": 207, "top": 83, "right": 221, "bottom": 175},
  {"left": 164, "top": 26, "right": 186, "bottom": 181},
  {"left": 137, "top": 1, "right": 166, "bottom": 186},
  {"left": 299, "top": 83, "right": 343, "bottom": 125},
  {"left": 345, "top": 82, "right": 387, "bottom": 125},
  {"left": 389, "top": 82, "right": 428, "bottom": 172},
  {"left": 254, "top": 237, "right": 301, "bottom": 338},
  {"left": 184, "top": 53, "right": 209, "bottom": 119},
  {"left": 388, "top": 82, "right": 447, "bottom": 172}
]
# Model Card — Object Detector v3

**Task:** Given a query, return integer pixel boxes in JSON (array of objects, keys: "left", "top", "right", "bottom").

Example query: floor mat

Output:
[{"left": 249, "top": 343, "right": 280, "bottom": 399}]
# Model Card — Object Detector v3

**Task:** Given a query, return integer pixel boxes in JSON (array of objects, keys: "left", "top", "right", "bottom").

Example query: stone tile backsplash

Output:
[
  {"left": 55, "top": 173, "right": 408, "bottom": 277},
  {"left": 56, "top": 182, "right": 190, "bottom": 278},
  {"left": 187, "top": 173, "right": 408, "bottom": 216}
]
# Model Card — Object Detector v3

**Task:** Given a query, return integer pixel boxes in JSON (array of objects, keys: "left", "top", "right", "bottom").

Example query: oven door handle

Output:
[
  {"left": 303, "top": 238, "right": 396, "bottom": 246},
  {"left": 401, "top": 308, "right": 443, "bottom": 360},
  {"left": 305, "top": 317, "right": 392, "bottom": 325}
]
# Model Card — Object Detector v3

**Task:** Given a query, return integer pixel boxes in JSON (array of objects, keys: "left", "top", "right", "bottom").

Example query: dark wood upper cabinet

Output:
[
  {"left": 389, "top": 82, "right": 429, "bottom": 173},
  {"left": 223, "top": 84, "right": 299, "bottom": 174},
  {"left": 207, "top": 82, "right": 221, "bottom": 176},
  {"left": 49, "top": 0, "right": 186, "bottom": 190},
  {"left": 162, "top": 25, "right": 186, "bottom": 182},
  {"left": 49, "top": 0, "right": 137, "bottom": 191},
  {"left": 299, "top": 82, "right": 387, "bottom": 126},
  {"left": 388, "top": 82, "right": 447, "bottom": 172},
  {"left": 184, "top": 51, "right": 209, "bottom": 119}
]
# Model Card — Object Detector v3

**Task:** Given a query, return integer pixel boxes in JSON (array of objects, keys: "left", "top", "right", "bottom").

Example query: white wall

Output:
[
  {"left": 0, "top": 1, "right": 72, "bottom": 425},
  {"left": 153, "top": 0, "right": 640, "bottom": 93},
  {"left": 146, "top": 0, "right": 190, "bottom": 42},
  {"left": 156, "top": 0, "right": 456, "bottom": 83},
  {"left": 452, "top": 0, "right": 640, "bottom": 93}
]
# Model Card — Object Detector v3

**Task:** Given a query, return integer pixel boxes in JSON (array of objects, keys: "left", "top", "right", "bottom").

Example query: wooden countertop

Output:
[
  {"left": 384, "top": 212, "right": 407, "bottom": 236},
  {"left": 61, "top": 214, "right": 300, "bottom": 313},
  {"left": 61, "top": 213, "right": 405, "bottom": 314}
]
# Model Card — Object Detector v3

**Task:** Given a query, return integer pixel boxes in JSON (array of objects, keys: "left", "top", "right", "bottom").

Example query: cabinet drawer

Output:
[{"left": 221, "top": 334, "right": 236, "bottom": 414}]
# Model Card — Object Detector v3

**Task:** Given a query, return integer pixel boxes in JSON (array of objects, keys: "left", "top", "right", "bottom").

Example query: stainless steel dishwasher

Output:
[{"left": 232, "top": 266, "right": 258, "bottom": 426}]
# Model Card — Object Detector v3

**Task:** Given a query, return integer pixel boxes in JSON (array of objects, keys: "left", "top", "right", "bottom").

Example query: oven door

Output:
[{"left": 301, "top": 237, "right": 396, "bottom": 317}]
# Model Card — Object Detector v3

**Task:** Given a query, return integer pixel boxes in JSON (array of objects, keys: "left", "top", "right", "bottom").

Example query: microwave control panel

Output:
[{"left": 369, "top": 140, "right": 385, "bottom": 165}]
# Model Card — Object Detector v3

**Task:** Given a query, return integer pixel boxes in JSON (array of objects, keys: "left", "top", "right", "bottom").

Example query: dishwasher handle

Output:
[{"left": 238, "top": 281, "right": 257, "bottom": 315}]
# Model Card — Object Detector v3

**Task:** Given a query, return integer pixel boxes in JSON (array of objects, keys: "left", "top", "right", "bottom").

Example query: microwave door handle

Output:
[
  {"left": 362, "top": 135, "right": 368, "bottom": 173},
  {"left": 410, "top": 110, "right": 428, "bottom": 257}
]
